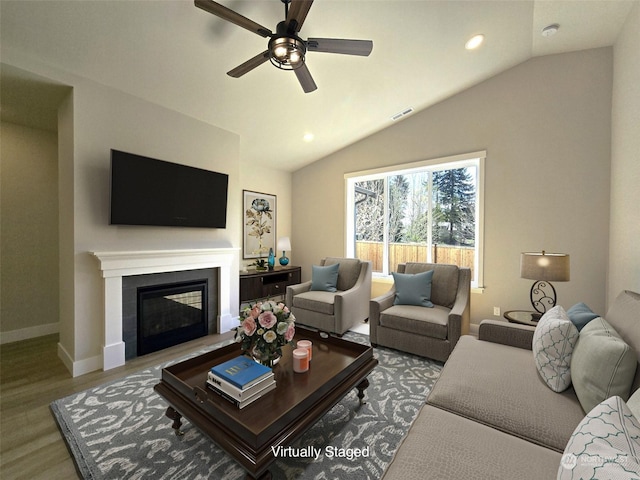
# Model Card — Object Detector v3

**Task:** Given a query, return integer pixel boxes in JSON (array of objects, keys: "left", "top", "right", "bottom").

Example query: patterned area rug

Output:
[{"left": 51, "top": 333, "right": 442, "bottom": 479}]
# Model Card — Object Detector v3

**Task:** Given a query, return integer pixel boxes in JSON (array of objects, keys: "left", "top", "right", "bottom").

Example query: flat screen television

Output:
[{"left": 110, "top": 149, "right": 228, "bottom": 228}]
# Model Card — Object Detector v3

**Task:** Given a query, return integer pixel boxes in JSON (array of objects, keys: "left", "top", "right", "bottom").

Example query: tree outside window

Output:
[
  {"left": 347, "top": 153, "right": 484, "bottom": 288},
  {"left": 432, "top": 167, "right": 476, "bottom": 247}
]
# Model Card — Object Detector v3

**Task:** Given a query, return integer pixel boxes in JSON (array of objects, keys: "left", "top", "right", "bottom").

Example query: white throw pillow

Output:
[
  {"left": 570, "top": 316, "right": 638, "bottom": 413},
  {"left": 628, "top": 389, "right": 640, "bottom": 420},
  {"left": 558, "top": 396, "right": 640, "bottom": 479},
  {"left": 532, "top": 305, "right": 579, "bottom": 392}
]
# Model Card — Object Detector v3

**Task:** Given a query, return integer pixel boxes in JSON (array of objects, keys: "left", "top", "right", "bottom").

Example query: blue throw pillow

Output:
[
  {"left": 567, "top": 302, "right": 599, "bottom": 331},
  {"left": 392, "top": 270, "right": 435, "bottom": 307},
  {"left": 310, "top": 263, "right": 340, "bottom": 292}
]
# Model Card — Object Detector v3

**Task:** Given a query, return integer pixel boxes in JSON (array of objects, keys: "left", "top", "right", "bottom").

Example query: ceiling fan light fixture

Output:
[
  {"left": 269, "top": 35, "right": 306, "bottom": 70},
  {"left": 195, "top": 0, "right": 372, "bottom": 92}
]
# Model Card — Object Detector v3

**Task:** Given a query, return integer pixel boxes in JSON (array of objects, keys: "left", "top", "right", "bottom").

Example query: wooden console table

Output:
[{"left": 240, "top": 266, "right": 301, "bottom": 303}]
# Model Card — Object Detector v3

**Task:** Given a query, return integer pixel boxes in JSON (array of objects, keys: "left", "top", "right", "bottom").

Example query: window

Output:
[{"left": 345, "top": 151, "right": 485, "bottom": 289}]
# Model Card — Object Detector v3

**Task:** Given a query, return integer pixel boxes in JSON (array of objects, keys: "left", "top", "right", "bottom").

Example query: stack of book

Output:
[{"left": 207, "top": 356, "right": 276, "bottom": 409}]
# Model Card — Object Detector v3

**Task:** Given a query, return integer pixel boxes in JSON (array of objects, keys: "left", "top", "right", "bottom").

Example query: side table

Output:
[{"left": 503, "top": 310, "right": 541, "bottom": 327}]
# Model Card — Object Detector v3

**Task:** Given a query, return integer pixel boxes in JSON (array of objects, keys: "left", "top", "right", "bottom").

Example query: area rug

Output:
[{"left": 51, "top": 333, "right": 442, "bottom": 479}]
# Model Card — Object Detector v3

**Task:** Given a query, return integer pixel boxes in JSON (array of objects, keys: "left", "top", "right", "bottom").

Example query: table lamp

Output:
[
  {"left": 277, "top": 237, "right": 291, "bottom": 266},
  {"left": 520, "top": 251, "right": 570, "bottom": 316}
]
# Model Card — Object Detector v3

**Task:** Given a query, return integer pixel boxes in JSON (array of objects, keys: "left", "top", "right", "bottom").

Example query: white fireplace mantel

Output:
[{"left": 93, "top": 248, "right": 240, "bottom": 371}]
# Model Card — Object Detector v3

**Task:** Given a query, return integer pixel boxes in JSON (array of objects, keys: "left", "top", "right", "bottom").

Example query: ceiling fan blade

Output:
[
  {"left": 227, "top": 50, "right": 271, "bottom": 78},
  {"left": 307, "top": 38, "right": 373, "bottom": 56},
  {"left": 294, "top": 63, "right": 317, "bottom": 93},
  {"left": 286, "top": 0, "right": 314, "bottom": 33},
  {"left": 195, "top": 0, "right": 272, "bottom": 38}
]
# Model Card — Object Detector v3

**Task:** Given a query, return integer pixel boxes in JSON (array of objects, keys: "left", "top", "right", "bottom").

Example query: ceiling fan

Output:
[{"left": 195, "top": 0, "right": 373, "bottom": 93}]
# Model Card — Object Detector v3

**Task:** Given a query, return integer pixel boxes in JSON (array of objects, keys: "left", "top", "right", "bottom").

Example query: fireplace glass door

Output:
[{"left": 137, "top": 280, "right": 208, "bottom": 355}]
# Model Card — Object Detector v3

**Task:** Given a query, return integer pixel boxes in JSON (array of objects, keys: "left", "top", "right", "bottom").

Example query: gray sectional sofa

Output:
[{"left": 383, "top": 290, "right": 640, "bottom": 479}]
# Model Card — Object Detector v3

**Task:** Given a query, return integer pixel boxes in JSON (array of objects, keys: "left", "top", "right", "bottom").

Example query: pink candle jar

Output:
[
  {"left": 293, "top": 348, "right": 309, "bottom": 373},
  {"left": 297, "top": 340, "right": 312, "bottom": 361}
]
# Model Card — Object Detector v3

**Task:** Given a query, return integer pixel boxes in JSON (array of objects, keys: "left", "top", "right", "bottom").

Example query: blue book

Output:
[{"left": 210, "top": 356, "right": 272, "bottom": 390}]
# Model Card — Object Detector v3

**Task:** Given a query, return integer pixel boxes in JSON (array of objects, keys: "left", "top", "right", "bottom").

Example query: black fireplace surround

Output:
[{"left": 122, "top": 269, "right": 218, "bottom": 359}]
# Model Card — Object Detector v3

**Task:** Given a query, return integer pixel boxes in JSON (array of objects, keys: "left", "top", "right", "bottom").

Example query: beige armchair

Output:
[
  {"left": 286, "top": 257, "right": 372, "bottom": 335},
  {"left": 370, "top": 262, "right": 471, "bottom": 362}
]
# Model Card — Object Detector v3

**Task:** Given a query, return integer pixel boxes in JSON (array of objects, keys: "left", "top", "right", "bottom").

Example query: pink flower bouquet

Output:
[{"left": 236, "top": 300, "right": 296, "bottom": 366}]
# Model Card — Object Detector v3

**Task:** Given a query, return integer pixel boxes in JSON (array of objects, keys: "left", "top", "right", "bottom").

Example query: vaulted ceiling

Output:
[{"left": 1, "top": 0, "right": 635, "bottom": 171}]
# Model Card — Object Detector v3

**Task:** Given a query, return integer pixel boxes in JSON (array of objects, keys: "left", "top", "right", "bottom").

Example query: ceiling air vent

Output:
[{"left": 391, "top": 107, "right": 414, "bottom": 121}]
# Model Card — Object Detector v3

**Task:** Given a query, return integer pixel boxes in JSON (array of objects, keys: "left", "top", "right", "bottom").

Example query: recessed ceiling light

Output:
[
  {"left": 303, "top": 133, "right": 314, "bottom": 142},
  {"left": 542, "top": 24, "right": 560, "bottom": 37},
  {"left": 465, "top": 34, "right": 484, "bottom": 50}
]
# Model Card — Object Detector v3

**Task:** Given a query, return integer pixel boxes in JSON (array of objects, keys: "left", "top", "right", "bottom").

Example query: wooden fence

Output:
[{"left": 355, "top": 241, "right": 475, "bottom": 277}]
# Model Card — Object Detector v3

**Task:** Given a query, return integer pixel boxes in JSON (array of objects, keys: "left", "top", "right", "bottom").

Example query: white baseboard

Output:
[
  {"left": 57, "top": 341, "right": 74, "bottom": 373},
  {"left": 57, "top": 341, "right": 103, "bottom": 377},
  {"left": 71, "top": 354, "right": 103, "bottom": 377},
  {"left": 0, "top": 322, "right": 59, "bottom": 345}
]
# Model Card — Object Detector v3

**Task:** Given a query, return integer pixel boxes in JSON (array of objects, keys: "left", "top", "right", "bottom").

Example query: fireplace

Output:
[
  {"left": 93, "top": 248, "right": 240, "bottom": 371},
  {"left": 137, "top": 279, "right": 208, "bottom": 356},
  {"left": 122, "top": 268, "right": 218, "bottom": 359}
]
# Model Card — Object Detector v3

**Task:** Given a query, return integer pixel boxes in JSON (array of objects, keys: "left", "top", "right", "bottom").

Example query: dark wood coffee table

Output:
[{"left": 154, "top": 327, "right": 378, "bottom": 479}]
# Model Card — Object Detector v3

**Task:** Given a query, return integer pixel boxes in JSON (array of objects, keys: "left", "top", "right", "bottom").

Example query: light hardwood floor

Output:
[{"left": 0, "top": 331, "right": 234, "bottom": 480}]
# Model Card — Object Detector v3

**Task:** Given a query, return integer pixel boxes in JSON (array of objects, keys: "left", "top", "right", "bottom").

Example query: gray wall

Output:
[
  {"left": 64, "top": 78, "right": 242, "bottom": 374},
  {"left": 1, "top": 122, "right": 59, "bottom": 339},
  {"left": 609, "top": 2, "right": 640, "bottom": 302},
  {"left": 1, "top": 49, "right": 242, "bottom": 374},
  {"left": 292, "top": 48, "right": 614, "bottom": 324},
  {"left": 0, "top": 52, "right": 295, "bottom": 376}
]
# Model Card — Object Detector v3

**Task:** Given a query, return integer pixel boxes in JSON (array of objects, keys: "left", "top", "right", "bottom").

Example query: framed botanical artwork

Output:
[{"left": 243, "top": 190, "right": 277, "bottom": 260}]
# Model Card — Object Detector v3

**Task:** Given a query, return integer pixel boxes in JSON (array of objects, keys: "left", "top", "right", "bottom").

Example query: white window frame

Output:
[{"left": 345, "top": 151, "right": 485, "bottom": 290}]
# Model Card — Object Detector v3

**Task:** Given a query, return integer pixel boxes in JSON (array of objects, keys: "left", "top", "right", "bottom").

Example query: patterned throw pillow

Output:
[
  {"left": 558, "top": 396, "right": 640, "bottom": 479},
  {"left": 532, "top": 306, "right": 579, "bottom": 392}
]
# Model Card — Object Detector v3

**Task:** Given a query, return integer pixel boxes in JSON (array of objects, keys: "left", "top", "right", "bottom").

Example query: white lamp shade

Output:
[
  {"left": 520, "top": 252, "right": 570, "bottom": 282},
  {"left": 277, "top": 237, "right": 292, "bottom": 252}
]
